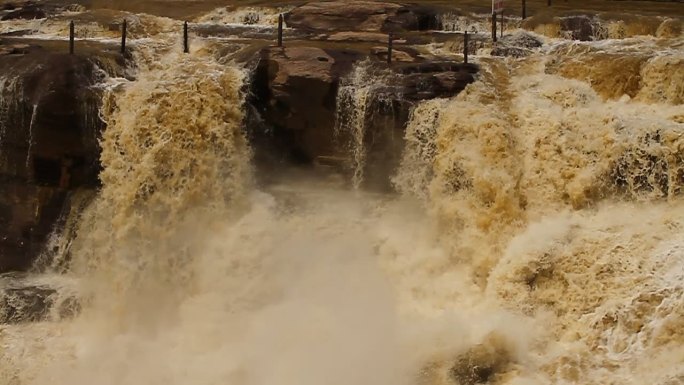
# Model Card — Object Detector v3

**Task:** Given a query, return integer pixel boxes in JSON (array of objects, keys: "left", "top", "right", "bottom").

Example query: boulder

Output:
[
  {"left": 0, "top": 275, "right": 80, "bottom": 324},
  {"left": 396, "top": 61, "right": 478, "bottom": 101},
  {"left": 0, "top": 285, "right": 56, "bottom": 323},
  {"left": 559, "top": 15, "right": 598, "bottom": 41},
  {"left": 492, "top": 31, "right": 544, "bottom": 57},
  {"left": 491, "top": 46, "right": 533, "bottom": 58},
  {"left": 499, "top": 31, "right": 543, "bottom": 49},
  {"left": 449, "top": 333, "right": 514, "bottom": 385},
  {"left": 284, "top": 1, "right": 441, "bottom": 33}
]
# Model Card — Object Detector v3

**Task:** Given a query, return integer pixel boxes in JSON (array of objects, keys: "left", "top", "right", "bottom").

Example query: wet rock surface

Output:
[
  {"left": 396, "top": 61, "right": 478, "bottom": 100},
  {"left": 249, "top": 45, "right": 362, "bottom": 167},
  {"left": 0, "top": 1, "right": 479, "bottom": 273},
  {"left": 248, "top": 44, "right": 477, "bottom": 189},
  {"left": 0, "top": 0, "right": 70, "bottom": 21},
  {"left": 0, "top": 285, "right": 56, "bottom": 323},
  {"left": 0, "top": 38, "right": 125, "bottom": 273},
  {"left": 284, "top": 1, "right": 442, "bottom": 33},
  {"left": 491, "top": 31, "right": 544, "bottom": 58},
  {"left": 559, "top": 15, "right": 598, "bottom": 41},
  {"left": 0, "top": 274, "right": 79, "bottom": 324},
  {"left": 449, "top": 334, "right": 514, "bottom": 385}
]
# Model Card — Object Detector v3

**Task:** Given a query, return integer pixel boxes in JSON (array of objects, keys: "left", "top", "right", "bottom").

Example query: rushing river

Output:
[{"left": 1, "top": 2, "right": 683, "bottom": 385}]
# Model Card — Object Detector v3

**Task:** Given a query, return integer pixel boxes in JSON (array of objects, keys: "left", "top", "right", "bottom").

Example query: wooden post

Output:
[
  {"left": 277, "top": 14, "right": 283, "bottom": 47},
  {"left": 121, "top": 19, "right": 127, "bottom": 54},
  {"left": 463, "top": 31, "right": 468, "bottom": 64},
  {"left": 183, "top": 21, "right": 189, "bottom": 53},
  {"left": 69, "top": 21, "right": 74, "bottom": 54},
  {"left": 522, "top": 0, "right": 526, "bottom": 19},
  {"left": 387, "top": 32, "right": 393, "bottom": 65},
  {"left": 501, "top": 10, "right": 504, "bottom": 38},
  {"left": 491, "top": 13, "right": 497, "bottom": 42}
]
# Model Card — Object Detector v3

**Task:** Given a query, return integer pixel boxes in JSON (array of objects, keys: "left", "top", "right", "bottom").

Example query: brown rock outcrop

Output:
[
  {"left": 249, "top": 46, "right": 362, "bottom": 167},
  {"left": 248, "top": 44, "right": 477, "bottom": 189},
  {"left": 284, "top": 1, "right": 441, "bottom": 33},
  {"left": 0, "top": 283, "right": 79, "bottom": 323},
  {"left": 0, "top": 1, "right": 68, "bottom": 21}
]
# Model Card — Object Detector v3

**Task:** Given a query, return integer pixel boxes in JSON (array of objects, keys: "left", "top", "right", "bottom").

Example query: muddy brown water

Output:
[{"left": 4, "top": 0, "right": 682, "bottom": 20}]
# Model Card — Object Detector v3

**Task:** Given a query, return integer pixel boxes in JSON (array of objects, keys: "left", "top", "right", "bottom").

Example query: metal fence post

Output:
[
  {"left": 121, "top": 19, "right": 127, "bottom": 54},
  {"left": 69, "top": 21, "right": 74, "bottom": 54},
  {"left": 277, "top": 14, "right": 283, "bottom": 47},
  {"left": 463, "top": 31, "right": 468, "bottom": 64},
  {"left": 183, "top": 21, "right": 189, "bottom": 53}
]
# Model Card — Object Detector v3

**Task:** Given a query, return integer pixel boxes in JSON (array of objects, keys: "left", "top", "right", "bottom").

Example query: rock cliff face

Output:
[
  {"left": 284, "top": 1, "right": 442, "bottom": 33},
  {"left": 0, "top": 0, "right": 479, "bottom": 276},
  {"left": 239, "top": 1, "right": 479, "bottom": 186},
  {"left": 0, "top": 39, "right": 124, "bottom": 273},
  {"left": 0, "top": 0, "right": 76, "bottom": 21},
  {"left": 248, "top": 46, "right": 477, "bottom": 188},
  {"left": 248, "top": 46, "right": 362, "bottom": 167}
]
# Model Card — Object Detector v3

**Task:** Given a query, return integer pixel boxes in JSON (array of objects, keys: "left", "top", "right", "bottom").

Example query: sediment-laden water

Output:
[{"left": 1, "top": 2, "right": 683, "bottom": 385}]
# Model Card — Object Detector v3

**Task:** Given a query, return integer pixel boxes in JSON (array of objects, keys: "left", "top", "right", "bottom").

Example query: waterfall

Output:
[
  {"left": 65, "top": 51, "right": 253, "bottom": 316},
  {"left": 25, "top": 104, "right": 37, "bottom": 175},
  {"left": 392, "top": 99, "right": 447, "bottom": 200},
  {"left": 1, "top": 3, "right": 684, "bottom": 385},
  {"left": 334, "top": 61, "right": 396, "bottom": 188},
  {"left": 390, "top": 40, "right": 684, "bottom": 383}
]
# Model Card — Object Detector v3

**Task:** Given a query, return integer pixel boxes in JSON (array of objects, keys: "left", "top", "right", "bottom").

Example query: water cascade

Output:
[
  {"left": 334, "top": 61, "right": 399, "bottom": 188},
  {"left": 1, "top": 2, "right": 683, "bottom": 385},
  {"left": 392, "top": 40, "right": 684, "bottom": 383},
  {"left": 24, "top": 104, "right": 37, "bottom": 173}
]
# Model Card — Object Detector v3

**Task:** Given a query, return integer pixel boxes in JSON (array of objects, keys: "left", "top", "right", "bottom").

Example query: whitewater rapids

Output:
[{"left": 1, "top": 5, "right": 684, "bottom": 385}]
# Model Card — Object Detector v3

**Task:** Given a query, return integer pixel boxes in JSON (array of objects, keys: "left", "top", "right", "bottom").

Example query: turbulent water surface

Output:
[{"left": 1, "top": 2, "right": 684, "bottom": 385}]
